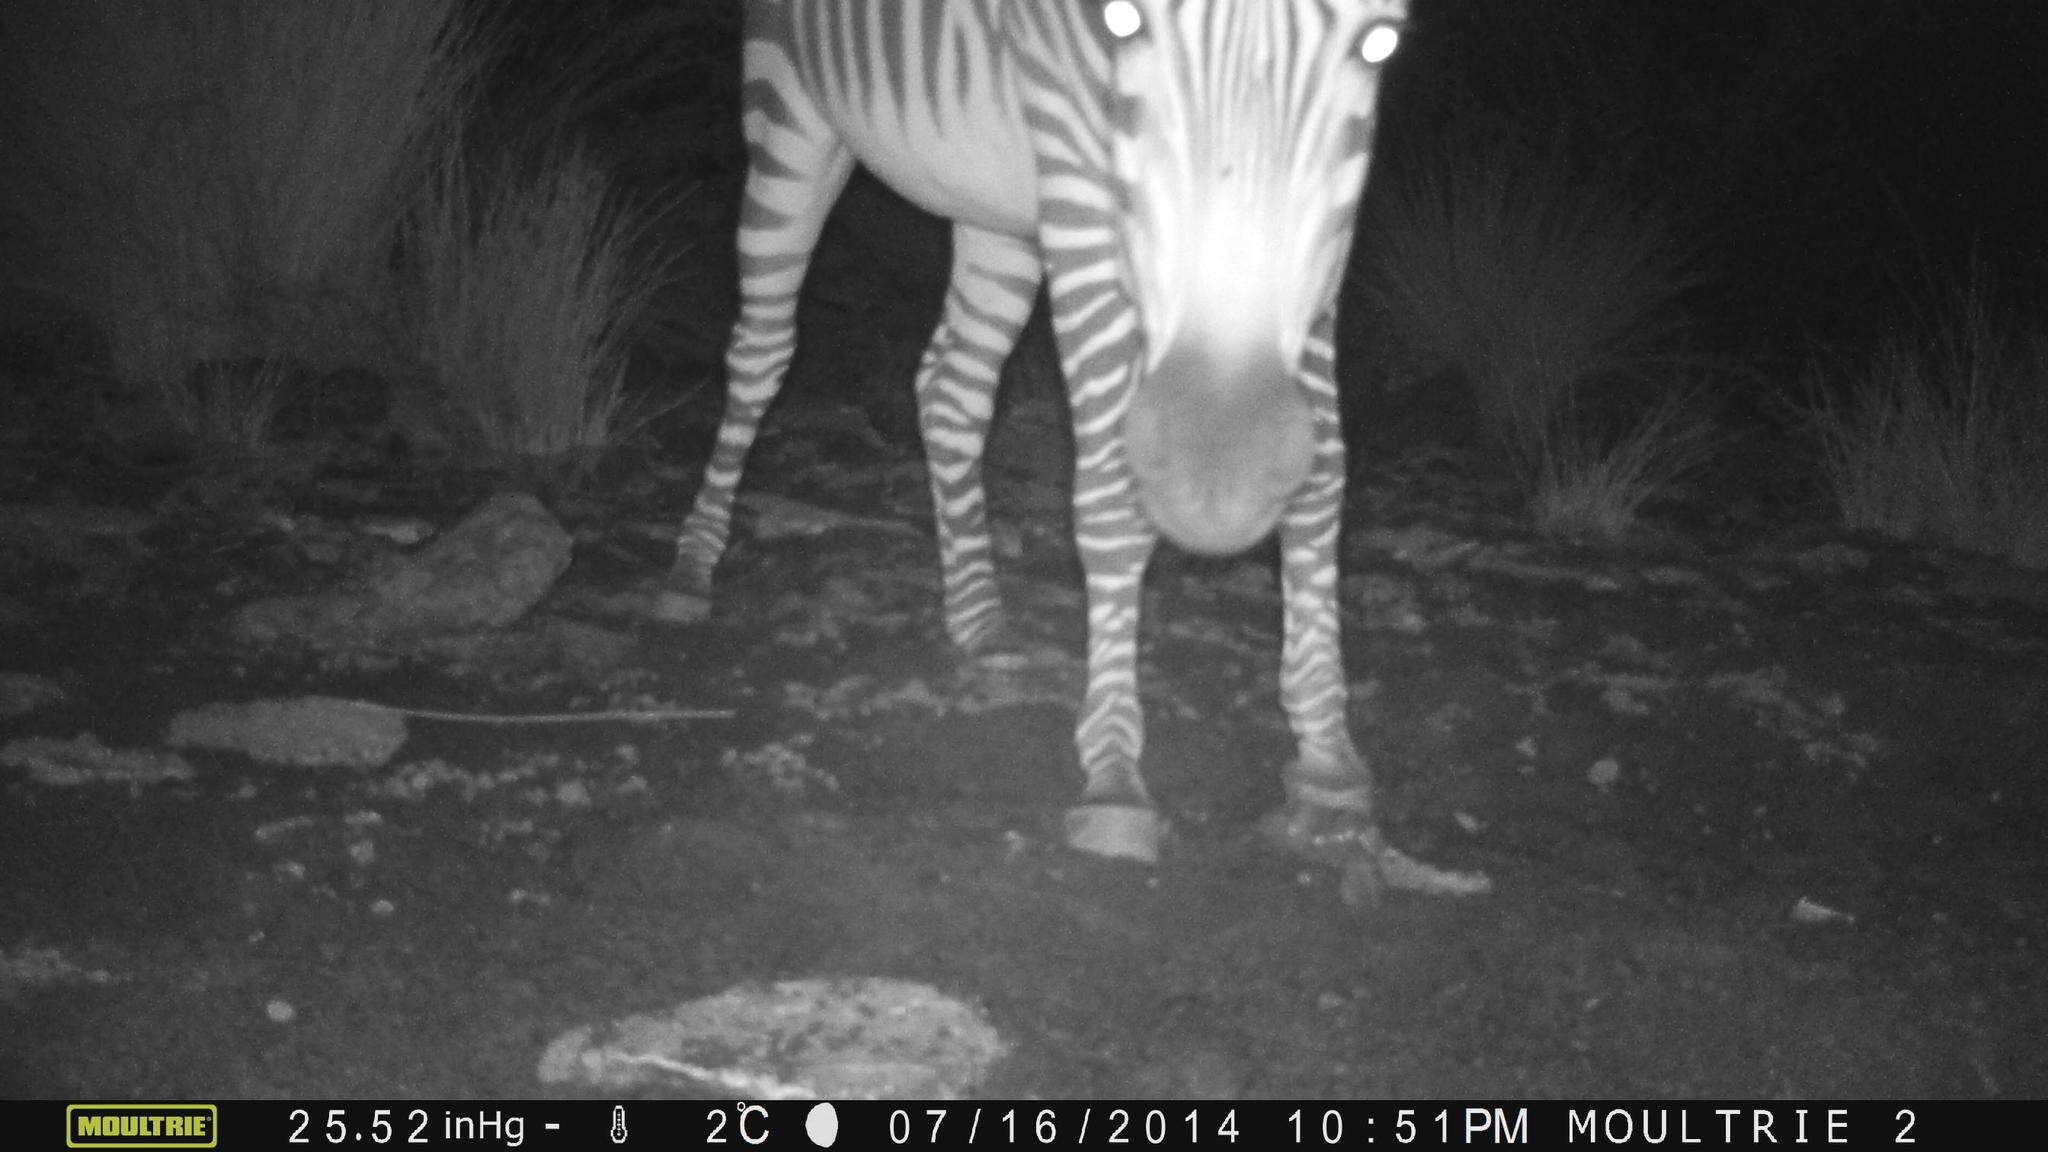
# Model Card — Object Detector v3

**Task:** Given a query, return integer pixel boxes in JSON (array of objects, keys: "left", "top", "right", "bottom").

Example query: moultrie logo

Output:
[{"left": 66, "top": 1104, "right": 217, "bottom": 1149}]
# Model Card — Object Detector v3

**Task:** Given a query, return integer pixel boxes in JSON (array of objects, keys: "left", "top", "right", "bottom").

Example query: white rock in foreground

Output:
[{"left": 538, "top": 977, "right": 1006, "bottom": 1099}]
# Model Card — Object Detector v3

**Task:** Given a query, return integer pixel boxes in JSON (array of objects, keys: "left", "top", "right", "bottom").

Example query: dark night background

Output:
[
  {"left": 544, "top": 0, "right": 2048, "bottom": 360},
  {"left": 1409, "top": 0, "right": 2045, "bottom": 337}
]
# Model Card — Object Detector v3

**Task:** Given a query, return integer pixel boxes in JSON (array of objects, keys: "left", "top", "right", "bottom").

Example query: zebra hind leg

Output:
[
  {"left": 913, "top": 224, "right": 1044, "bottom": 654},
  {"left": 659, "top": 120, "right": 853, "bottom": 622}
]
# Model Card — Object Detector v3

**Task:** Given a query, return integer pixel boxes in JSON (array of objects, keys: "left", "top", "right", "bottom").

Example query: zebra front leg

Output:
[
  {"left": 1265, "top": 451, "right": 1496, "bottom": 903},
  {"left": 1259, "top": 315, "right": 1384, "bottom": 877},
  {"left": 1062, "top": 493, "right": 1166, "bottom": 863},
  {"left": 1261, "top": 399, "right": 1385, "bottom": 877},
  {"left": 1257, "top": 317, "right": 1492, "bottom": 903}
]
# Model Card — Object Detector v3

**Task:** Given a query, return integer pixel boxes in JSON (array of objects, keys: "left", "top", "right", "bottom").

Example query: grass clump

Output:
[
  {"left": 0, "top": 0, "right": 478, "bottom": 458},
  {"left": 1356, "top": 135, "right": 1711, "bottom": 453},
  {"left": 404, "top": 140, "right": 678, "bottom": 464},
  {"left": 1522, "top": 394, "right": 1715, "bottom": 541},
  {"left": 1809, "top": 286, "right": 2048, "bottom": 568}
]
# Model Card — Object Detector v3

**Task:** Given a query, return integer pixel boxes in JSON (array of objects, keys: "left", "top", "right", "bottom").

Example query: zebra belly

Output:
[{"left": 834, "top": 114, "right": 1040, "bottom": 237}]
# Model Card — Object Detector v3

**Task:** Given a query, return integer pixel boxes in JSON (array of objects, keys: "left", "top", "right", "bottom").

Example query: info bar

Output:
[{"left": 12, "top": 1099, "right": 2014, "bottom": 1151}]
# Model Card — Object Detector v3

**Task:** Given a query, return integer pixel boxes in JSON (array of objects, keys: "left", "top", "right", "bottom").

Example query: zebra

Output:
[{"left": 668, "top": 0, "right": 1418, "bottom": 884}]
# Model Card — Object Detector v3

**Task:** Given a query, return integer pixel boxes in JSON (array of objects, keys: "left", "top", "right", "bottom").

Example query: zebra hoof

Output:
[{"left": 1063, "top": 804, "right": 1166, "bottom": 864}]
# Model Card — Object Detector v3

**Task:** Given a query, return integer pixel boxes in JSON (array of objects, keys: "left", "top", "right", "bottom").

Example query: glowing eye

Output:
[
  {"left": 1102, "top": 0, "right": 1144, "bottom": 39},
  {"left": 1359, "top": 22, "right": 1401, "bottom": 65}
]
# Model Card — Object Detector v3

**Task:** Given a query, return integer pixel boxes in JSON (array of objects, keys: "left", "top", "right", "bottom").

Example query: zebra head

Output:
[{"left": 1092, "top": 0, "right": 1407, "bottom": 554}]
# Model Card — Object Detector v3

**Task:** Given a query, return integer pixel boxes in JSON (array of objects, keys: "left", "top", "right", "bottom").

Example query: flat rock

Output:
[{"left": 230, "top": 493, "right": 571, "bottom": 649}]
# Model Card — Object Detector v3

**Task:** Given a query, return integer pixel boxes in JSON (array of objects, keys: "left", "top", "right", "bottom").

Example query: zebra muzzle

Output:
[{"left": 1123, "top": 344, "right": 1315, "bottom": 555}]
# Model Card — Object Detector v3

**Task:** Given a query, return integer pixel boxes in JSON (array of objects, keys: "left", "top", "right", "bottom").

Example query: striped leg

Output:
[
  {"left": 671, "top": 91, "right": 853, "bottom": 598},
  {"left": 1266, "top": 311, "right": 1382, "bottom": 863},
  {"left": 915, "top": 225, "right": 1044, "bottom": 654},
  {"left": 1039, "top": 254, "right": 1166, "bottom": 862},
  {"left": 1065, "top": 480, "right": 1161, "bottom": 858}
]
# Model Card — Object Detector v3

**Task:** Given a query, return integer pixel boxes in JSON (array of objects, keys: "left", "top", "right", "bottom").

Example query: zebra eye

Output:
[
  {"left": 1101, "top": 0, "right": 1144, "bottom": 40},
  {"left": 1359, "top": 21, "right": 1401, "bottom": 65}
]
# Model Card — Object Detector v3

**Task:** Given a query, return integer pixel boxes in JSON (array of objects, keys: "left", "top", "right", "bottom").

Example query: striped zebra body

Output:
[{"left": 675, "top": 0, "right": 1410, "bottom": 865}]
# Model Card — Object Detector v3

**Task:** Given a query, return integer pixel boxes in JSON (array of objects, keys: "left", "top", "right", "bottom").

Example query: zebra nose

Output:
[{"left": 1123, "top": 344, "right": 1316, "bottom": 556}]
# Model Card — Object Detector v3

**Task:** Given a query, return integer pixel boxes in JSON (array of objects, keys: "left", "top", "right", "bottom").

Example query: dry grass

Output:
[
  {"left": 154, "top": 359, "right": 305, "bottom": 462},
  {"left": 1355, "top": 135, "right": 1712, "bottom": 452},
  {"left": 1524, "top": 394, "right": 1715, "bottom": 541},
  {"left": 0, "top": 0, "right": 477, "bottom": 453},
  {"left": 1809, "top": 291, "right": 2048, "bottom": 568},
  {"left": 404, "top": 140, "right": 679, "bottom": 463}
]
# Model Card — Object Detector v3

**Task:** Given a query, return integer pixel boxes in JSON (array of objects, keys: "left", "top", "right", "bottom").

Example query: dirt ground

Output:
[{"left": 2, "top": 343, "right": 2044, "bottom": 1099}]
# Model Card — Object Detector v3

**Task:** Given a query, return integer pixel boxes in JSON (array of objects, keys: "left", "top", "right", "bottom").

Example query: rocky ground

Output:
[{"left": 2, "top": 361, "right": 2044, "bottom": 1096}]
